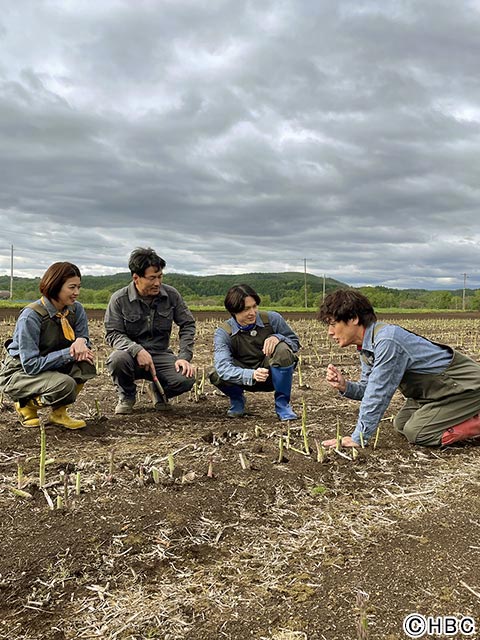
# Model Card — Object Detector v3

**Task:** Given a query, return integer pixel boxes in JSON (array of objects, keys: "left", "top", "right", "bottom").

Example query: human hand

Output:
[
  {"left": 136, "top": 348, "right": 155, "bottom": 375},
  {"left": 322, "top": 436, "right": 359, "bottom": 448},
  {"left": 70, "top": 338, "right": 95, "bottom": 364},
  {"left": 253, "top": 367, "right": 269, "bottom": 383},
  {"left": 175, "top": 359, "right": 195, "bottom": 377},
  {"left": 262, "top": 336, "right": 280, "bottom": 357},
  {"left": 325, "top": 364, "right": 346, "bottom": 392}
]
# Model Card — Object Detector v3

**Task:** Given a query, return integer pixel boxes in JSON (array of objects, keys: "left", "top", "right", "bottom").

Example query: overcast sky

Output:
[{"left": 1, "top": 0, "right": 480, "bottom": 290}]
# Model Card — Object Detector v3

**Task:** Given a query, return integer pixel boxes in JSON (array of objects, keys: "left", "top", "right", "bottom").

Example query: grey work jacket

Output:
[{"left": 104, "top": 282, "right": 195, "bottom": 360}]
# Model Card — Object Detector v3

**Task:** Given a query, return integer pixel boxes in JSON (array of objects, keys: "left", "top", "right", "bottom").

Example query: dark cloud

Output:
[{"left": 1, "top": 0, "right": 480, "bottom": 289}]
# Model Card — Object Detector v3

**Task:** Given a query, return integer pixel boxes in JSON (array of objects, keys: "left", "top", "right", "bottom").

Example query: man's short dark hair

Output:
[
  {"left": 40, "top": 262, "right": 81, "bottom": 301},
  {"left": 128, "top": 248, "right": 166, "bottom": 277},
  {"left": 224, "top": 284, "right": 261, "bottom": 316},
  {"left": 318, "top": 289, "right": 377, "bottom": 327}
]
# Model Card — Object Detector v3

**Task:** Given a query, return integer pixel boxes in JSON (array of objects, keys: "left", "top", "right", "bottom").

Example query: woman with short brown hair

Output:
[{"left": 0, "top": 262, "right": 96, "bottom": 429}]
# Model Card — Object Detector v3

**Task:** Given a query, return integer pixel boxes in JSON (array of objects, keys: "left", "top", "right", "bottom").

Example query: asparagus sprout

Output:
[{"left": 39, "top": 426, "right": 46, "bottom": 488}]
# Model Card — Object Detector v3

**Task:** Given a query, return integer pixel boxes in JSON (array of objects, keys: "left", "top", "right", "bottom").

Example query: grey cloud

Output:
[{"left": 1, "top": 0, "right": 480, "bottom": 290}]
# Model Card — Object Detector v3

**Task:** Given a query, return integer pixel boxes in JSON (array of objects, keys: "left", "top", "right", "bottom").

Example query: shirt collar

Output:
[
  {"left": 229, "top": 311, "right": 264, "bottom": 336},
  {"left": 360, "top": 322, "right": 376, "bottom": 352},
  {"left": 40, "top": 296, "right": 73, "bottom": 318}
]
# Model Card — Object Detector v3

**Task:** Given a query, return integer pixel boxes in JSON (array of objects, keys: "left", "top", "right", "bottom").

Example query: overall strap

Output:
[
  {"left": 220, "top": 310, "right": 270, "bottom": 336},
  {"left": 359, "top": 321, "right": 389, "bottom": 366},
  {"left": 26, "top": 302, "right": 49, "bottom": 317},
  {"left": 371, "top": 321, "right": 388, "bottom": 342},
  {"left": 26, "top": 301, "right": 77, "bottom": 337}
]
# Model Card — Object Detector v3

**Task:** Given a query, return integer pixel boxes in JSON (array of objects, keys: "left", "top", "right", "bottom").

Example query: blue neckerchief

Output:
[{"left": 234, "top": 319, "right": 256, "bottom": 332}]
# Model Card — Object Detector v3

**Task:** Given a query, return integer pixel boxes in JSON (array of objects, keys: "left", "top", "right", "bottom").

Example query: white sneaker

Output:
[{"left": 115, "top": 399, "right": 135, "bottom": 415}]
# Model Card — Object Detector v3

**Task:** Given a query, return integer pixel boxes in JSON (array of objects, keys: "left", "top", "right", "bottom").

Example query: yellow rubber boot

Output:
[
  {"left": 14, "top": 401, "right": 40, "bottom": 428},
  {"left": 76, "top": 383, "right": 84, "bottom": 396},
  {"left": 49, "top": 406, "right": 86, "bottom": 430}
]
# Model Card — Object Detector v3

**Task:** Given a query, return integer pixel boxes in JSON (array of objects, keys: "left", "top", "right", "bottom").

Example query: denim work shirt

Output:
[
  {"left": 7, "top": 298, "right": 90, "bottom": 376},
  {"left": 344, "top": 322, "right": 452, "bottom": 444},
  {"left": 105, "top": 282, "right": 195, "bottom": 360},
  {"left": 213, "top": 311, "right": 300, "bottom": 386}
]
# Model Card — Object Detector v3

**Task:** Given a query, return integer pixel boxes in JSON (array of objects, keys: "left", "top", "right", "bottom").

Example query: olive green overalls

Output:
[
  {"left": 209, "top": 311, "right": 297, "bottom": 390},
  {"left": 0, "top": 303, "right": 96, "bottom": 408}
]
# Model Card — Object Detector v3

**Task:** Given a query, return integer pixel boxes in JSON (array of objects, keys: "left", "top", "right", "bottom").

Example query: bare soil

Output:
[{"left": 0, "top": 315, "right": 479, "bottom": 640}]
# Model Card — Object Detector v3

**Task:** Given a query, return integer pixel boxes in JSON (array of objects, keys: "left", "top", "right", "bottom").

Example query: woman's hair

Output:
[
  {"left": 128, "top": 247, "right": 166, "bottom": 276},
  {"left": 224, "top": 284, "right": 261, "bottom": 316},
  {"left": 39, "top": 262, "right": 82, "bottom": 301},
  {"left": 318, "top": 289, "right": 377, "bottom": 326}
]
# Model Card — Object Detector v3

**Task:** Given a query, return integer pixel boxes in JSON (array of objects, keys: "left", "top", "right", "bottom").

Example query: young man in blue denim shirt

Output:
[
  {"left": 210, "top": 284, "right": 300, "bottom": 420},
  {"left": 319, "top": 290, "right": 480, "bottom": 447}
]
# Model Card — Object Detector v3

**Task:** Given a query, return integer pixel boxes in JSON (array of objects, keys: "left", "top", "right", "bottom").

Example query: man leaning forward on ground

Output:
[
  {"left": 105, "top": 247, "right": 196, "bottom": 415},
  {"left": 318, "top": 289, "right": 480, "bottom": 448}
]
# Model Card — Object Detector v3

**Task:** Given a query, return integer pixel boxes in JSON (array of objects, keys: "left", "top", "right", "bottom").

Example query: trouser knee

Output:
[
  {"left": 269, "top": 342, "right": 297, "bottom": 368},
  {"left": 70, "top": 360, "right": 97, "bottom": 383},
  {"left": 393, "top": 415, "right": 406, "bottom": 434},
  {"left": 42, "top": 375, "right": 77, "bottom": 408},
  {"left": 165, "top": 375, "right": 195, "bottom": 398},
  {"left": 402, "top": 422, "right": 418, "bottom": 443},
  {"left": 208, "top": 368, "right": 223, "bottom": 388},
  {"left": 107, "top": 350, "right": 134, "bottom": 376}
]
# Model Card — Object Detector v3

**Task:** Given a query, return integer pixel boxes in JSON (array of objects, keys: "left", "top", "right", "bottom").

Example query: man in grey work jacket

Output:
[
  {"left": 105, "top": 247, "right": 196, "bottom": 415},
  {"left": 318, "top": 289, "right": 480, "bottom": 448}
]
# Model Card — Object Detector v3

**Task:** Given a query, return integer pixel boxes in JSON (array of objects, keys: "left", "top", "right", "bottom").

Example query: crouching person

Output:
[
  {"left": 0, "top": 262, "right": 96, "bottom": 429},
  {"left": 105, "top": 247, "right": 196, "bottom": 414},
  {"left": 210, "top": 284, "right": 300, "bottom": 421},
  {"left": 319, "top": 289, "right": 480, "bottom": 448}
]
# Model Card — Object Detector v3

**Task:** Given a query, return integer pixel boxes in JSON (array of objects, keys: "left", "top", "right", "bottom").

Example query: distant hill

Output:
[
  {"left": 1, "top": 273, "right": 479, "bottom": 309},
  {"left": 161, "top": 272, "right": 345, "bottom": 303},
  {"left": 0, "top": 271, "right": 346, "bottom": 306}
]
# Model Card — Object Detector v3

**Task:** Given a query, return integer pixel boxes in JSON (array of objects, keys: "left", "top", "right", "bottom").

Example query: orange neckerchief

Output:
[{"left": 42, "top": 296, "right": 75, "bottom": 342}]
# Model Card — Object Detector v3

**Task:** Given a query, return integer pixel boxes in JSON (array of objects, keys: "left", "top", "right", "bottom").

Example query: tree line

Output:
[{"left": 1, "top": 273, "right": 479, "bottom": 310}]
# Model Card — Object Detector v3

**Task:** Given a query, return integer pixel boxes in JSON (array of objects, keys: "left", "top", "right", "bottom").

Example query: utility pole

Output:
[
  {"left": 9, "top": 244, "right": 13, "bottom": 299},
  {"left": 462, "top": 273, "right": 467, "bottom": 311},
  {"left": 304, "top": 258, "right": 308, "bottom": 309},
  {"left": 322, "top": 273, "right": 326, "bottom": 302}
]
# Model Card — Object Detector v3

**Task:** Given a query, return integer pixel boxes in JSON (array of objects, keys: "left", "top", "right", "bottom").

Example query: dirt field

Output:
[{"left": 0, "top": 314, "right": 479, "bottom": 640}]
